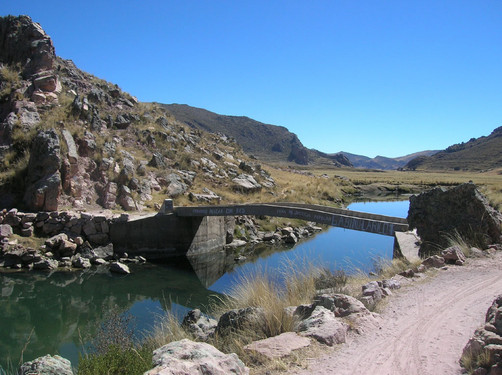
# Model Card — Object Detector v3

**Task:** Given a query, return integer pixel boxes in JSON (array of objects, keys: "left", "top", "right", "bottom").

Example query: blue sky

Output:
[{"left": 3, "top": 1, "right": 502, "bottom": 158}]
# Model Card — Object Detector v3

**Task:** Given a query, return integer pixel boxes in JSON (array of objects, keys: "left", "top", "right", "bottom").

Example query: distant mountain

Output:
[
  {"left": 404, "top": 127, "right": 502, "bottom": 171},
  {"left": 334, "top": 150, "right": 439, "bottom": 170},
  {"left": 162, "top": 104, "right": 352, "bottom": 167}
]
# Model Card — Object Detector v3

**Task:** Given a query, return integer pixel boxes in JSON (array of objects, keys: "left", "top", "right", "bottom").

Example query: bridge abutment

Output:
[{"left": 110, "top": 214, "right": 232, "bottom": 259}]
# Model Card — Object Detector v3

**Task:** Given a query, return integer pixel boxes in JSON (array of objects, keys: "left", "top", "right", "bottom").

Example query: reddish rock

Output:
[{"left": 244, "top": 332, "right": 311, "bottom": 359}]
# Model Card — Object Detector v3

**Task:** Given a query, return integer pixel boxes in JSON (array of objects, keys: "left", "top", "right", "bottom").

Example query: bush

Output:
[
  {"left": 78, "top": 345, "right": 152, "bottom": 375},
  {"left": 78, "top": 310, "right": 153, "bottom": 375}
]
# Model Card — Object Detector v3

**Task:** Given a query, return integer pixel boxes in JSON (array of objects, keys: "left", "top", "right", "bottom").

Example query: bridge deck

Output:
[{"left": 174, "top": 203, "right": 408, "bottom": 237}]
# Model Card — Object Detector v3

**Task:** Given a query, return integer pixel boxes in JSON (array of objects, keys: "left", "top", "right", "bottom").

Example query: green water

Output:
[
  {"left": 0, "top": 200, "right": 409, "bottom": 370},
  {"left": 0, "top": 259, "right": 224, "bottom": 371}
]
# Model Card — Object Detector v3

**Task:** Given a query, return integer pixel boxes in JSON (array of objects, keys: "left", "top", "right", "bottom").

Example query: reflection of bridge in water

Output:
[{"left": 173, "top": 202, "right": 408, "bottom": 237}]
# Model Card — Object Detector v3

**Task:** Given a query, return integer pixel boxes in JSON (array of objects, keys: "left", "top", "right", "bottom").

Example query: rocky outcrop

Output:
[
  {"left": 18, "top": 354, "right": 73, "bottom": 375},
  {"left": 408, "top": 183, "right": 502, "bottom": 256},
  {"left": 0, "top": 15, "right": 56, "bottom": 77},
  {"left": 462, "top": 295, "right": 502, "bottom": 374},
  {"left": 145, "top": 339, "right": 249, "bottom": 375},
  {"left": 23, "top": 129, "right": 62, "bottom": 211}
]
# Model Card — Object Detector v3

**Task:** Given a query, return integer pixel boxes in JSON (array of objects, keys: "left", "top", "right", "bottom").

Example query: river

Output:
[{"left": 0, "top": 199, "right": 409, "bottom": 370}]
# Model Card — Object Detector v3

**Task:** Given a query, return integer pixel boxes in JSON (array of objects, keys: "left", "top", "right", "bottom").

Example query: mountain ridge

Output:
[
  {"left": 404, "top": 126, "right": 502, "bottom": 171},
  {"left": 163, "top": 103, "right": 353, "bottom": 167},
  {"left": 333, "top": 150, "right": 439, "bottom": 170}
]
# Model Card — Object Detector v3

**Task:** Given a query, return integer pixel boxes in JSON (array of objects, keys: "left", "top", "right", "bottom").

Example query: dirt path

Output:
[{"left": 291, "top": 252, "right": 502, "bottom": 375}]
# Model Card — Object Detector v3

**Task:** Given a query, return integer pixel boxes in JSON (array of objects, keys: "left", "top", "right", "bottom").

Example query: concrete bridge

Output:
[
  {"left": 110, "top": 200, "right": 409, "bottom": 260},
  {"left": 172, "top": 202, "right": 408, "bottom": 237}
]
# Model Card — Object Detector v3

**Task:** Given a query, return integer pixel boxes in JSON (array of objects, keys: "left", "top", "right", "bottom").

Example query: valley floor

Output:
[{"left": 288, "top": 251, "right": 502, "bottom": 375}]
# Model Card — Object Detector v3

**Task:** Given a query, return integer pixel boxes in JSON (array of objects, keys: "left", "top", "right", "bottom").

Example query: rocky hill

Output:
[
  {"left": 0, "top": 15, "right": 283, "bottom": 212},
  {"left": 335, "top": 150, "right": 438, "bottom": 170},
  {"left": 404, "top": 127, "right": 502, "bottom": 171},
  {"left": 163, "top": 104, "right": 353, "bottom": 167}
]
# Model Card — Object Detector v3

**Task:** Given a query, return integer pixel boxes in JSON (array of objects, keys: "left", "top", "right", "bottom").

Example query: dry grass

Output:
[{"left": 460, "top": 348, "right": 493, "bottom": 374}]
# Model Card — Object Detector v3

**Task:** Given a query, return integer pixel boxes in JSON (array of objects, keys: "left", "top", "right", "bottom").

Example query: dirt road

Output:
[{"left": 291, "top": 252, "right": 502, "bottom": 375}]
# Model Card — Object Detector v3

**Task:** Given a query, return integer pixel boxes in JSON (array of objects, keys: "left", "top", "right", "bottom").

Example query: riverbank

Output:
[{"left": 288, "top": 250, "right": 502, "bottom": 375}]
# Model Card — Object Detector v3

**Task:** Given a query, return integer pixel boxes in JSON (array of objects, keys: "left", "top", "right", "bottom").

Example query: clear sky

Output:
[{"left": 3, "top": 1, "right": 502, "bottom": 158}]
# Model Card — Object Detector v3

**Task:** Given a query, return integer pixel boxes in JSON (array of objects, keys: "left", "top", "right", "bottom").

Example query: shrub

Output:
[{"left": 78, "top": 310, "right": 153, "bottom": 375}]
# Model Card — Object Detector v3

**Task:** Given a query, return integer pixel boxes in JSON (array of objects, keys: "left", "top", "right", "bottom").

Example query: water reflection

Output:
[
  {"left": 0, "top": 262, "right": 222, "bottom": 369},
  {"left": 1, "top": 200, "right": 409, "bottom": 370}
]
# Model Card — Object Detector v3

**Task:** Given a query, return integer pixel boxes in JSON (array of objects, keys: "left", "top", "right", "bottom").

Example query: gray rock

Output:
[
  {"left": 216, "top": 307, "right": 265, "bottom": 335},
  {"left": 145, "top": 339, "right": 248, "bottom": 375},
  {"left": 0, "top": 224, "right": 13, "bottom": 239},
  {"left": 72, "top": 255, "right": 91, "bottom": 269},
  {"left": 93, "top": 243, "right": 114, "bottom": 260},
  {"left": 61, "top": 129, "right": 78, "bottom": 164},
  {"left": 441, "top": 245, "right": 467, "bottom": 265},
  {"left": 23, "top": 129, "right": 61, "bottom": 211},
  {"left": 296, "top": 306, "right": 348, "bottom": 346},
  {"left": 45, "top": 235, "right": 69, "bottom": 252},
  {"left": 422, "top": 255, "right": 446, "bottom": 268},
  {"left": 314, "top": 293, "right": 368, "bottom": 317},
  {"left": 33, "top": 258, "right": 58, "bottom": 270},
  {"left": 182, "top": 309, "right": 218, "bottom": 341},
  {"left": 148, "top": 152, "right": 167, "bottom": 168},
  {"left": 362, "top": 281, "right": 384, "bottom": 303},
  {"left": 232, "top": 174, "right": 262, "bottom": 193},
  {"left": 408, "top": 183, "right": 502, "bottom": 256},
  {"left": 110, "top": 262, "right": 130, "bottom": 274},
  {"left": 18, "top": 354, "right": 73, "bottom": 375}
]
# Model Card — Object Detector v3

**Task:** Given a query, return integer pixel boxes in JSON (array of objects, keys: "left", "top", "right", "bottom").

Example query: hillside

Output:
[
  {"left": 0, "top": 15, "right": 354, "bottom": 213},
  {"left": 336, "top": 150, "right": 438, "bottom": 170},
  {"left": 163, "top": 104, "right": 353, "bottom": 167},
  {"left": 404, "top": 127, "right": 502, "bottom": 171}
]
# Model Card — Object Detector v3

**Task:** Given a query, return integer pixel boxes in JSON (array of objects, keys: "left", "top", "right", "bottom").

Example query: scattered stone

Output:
[
  {"left": 72, "top": 255, "right": 91, "bottom": 269},
  {"left": 422, "top": 255, "right": 446, "bottom": 268},
  {"left": 110, "top": 261, "right": 130, "bottom": 274},
  {"left": 244, "top": 332, "right": 311, "bottom": 359},
  {"left": 399, "top": 269, "right": 415, "bottom": 278},
  {"left": 0, "top": 224, "right": 13, "bottom": 239},
  {"left": 18, "top": 354, "right": 74, "bottom": 375},
  {"left": 296, "top": 306, "right": 348, "bottom": 346},
  {"left": 232, "top": 174, "right": 262, "bottom": 193},
  {"left": 145, "top": 339, "right": 249, "bottom": 375},
  {"left": 216, "top": 307, "right": 265, "bottom": 335},
  {"left": 314, "top": 293, "right": 368, "bottom": 317},
  {"left": 441, "top": 245, "right": 467, "bottom": 265},
  {"left": 33, "top": 258, "right": 58, "bottom": 270},
  {"left": 181, "top": 309, "right": 217, "bottom": 342}
]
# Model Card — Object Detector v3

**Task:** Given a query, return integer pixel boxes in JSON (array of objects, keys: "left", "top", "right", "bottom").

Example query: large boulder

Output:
[
  {"left": 408, "top": 183, "right": 502, "bottom": 256},
  {"left": 145, "top": 339, "right": 249, "bottom": 375},
  {"left": 216, "top": 307, "right": 265, "bottom": 335},
  {"left": 18, "top": 354, "right": 73, "bottom": 375},
  {"left": 23, "top": 129, "right": 61, "bottom": 211},
  {"left": 296, "top": 305, "right": 348, "bottom": 346},
  {"left": 232, "top": 174, "right": 262, "bottom": 193}
]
